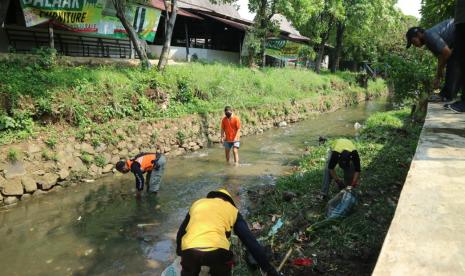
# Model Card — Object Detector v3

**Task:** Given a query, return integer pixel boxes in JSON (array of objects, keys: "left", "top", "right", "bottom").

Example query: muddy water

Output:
[{"left": 0, "top": 100, "right": 389, "bottom": 276}]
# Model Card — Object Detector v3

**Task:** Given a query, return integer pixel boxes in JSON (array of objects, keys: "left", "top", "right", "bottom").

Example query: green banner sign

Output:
[{"left": 20, "top": 0, "right": 161, "bottom": 41}]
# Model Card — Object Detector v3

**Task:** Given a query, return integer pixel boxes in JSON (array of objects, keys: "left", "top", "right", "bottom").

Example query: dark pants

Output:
[
  {"left": 181, "top": 248, "right": 233, "bottom": 276},
  {"left": 439, "top": 50, "right": 465, "bottom": 101},
  {"left": 456, "top": 23, "right": 465, "bottom": 101},
  {"left": 321, "top": 151, "right": 355, "bottom": 196}
]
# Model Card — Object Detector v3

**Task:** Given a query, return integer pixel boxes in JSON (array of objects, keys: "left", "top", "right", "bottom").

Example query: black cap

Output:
[{"left": 406, "top": 27, "right": 423, "bottom": 49}]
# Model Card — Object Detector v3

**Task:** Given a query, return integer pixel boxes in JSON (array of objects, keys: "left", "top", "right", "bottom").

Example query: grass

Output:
[
  {"left": 0, "top": 60, "right": 387, "bottom": 146},
  {"left": 7, "top": 148, "right": 19, "bottom": 162},
  {"left": 238, "top": 109, "right": 422, "bottom": 275}
]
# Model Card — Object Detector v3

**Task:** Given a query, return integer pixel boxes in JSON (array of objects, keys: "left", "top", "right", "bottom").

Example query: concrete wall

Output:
[{"left": 148, "top": 45, "right": 239, "bottom": 64}]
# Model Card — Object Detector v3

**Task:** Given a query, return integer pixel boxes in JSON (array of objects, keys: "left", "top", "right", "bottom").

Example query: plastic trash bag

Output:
[
  {"left": 326, "top": 189, "right": 357, "bottom": 219},
  {"left": 161, "top": 257, "right": 181, "bottom": 276},
  {"left": 268, "top": 218, "right": 284, "bottom": 237}
]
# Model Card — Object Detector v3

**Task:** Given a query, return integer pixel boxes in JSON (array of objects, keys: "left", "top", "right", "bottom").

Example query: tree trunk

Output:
[
  {"left": 330, "top": 22, "right": 345, "bottom": 73},
  {"left": 158, "top": 0, "right": 177, "bottom": 71},
  {"left": 0, "top": 0, "right": 11, "bottom": 27},
  {"left": 258, "top": 0, "right": 267, "bottom": 67},
  {"left": 112, "top": 0, "right": 150, "bottom": 69},
  {"left": 315, "top": 17, "right": 334, "bottom": 74}
]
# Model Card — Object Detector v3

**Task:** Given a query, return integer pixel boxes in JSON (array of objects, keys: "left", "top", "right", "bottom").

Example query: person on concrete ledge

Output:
[
  {"left": 318, "top": 138, "right": 361, "bottom": 200},
  {"left": 176, "top": 189, "right": 280, "bottom": 276},
  {"left": 406, "top": 19, "right": 465, "bottom": 110},
  {"left": 221, "top": 106, "right": 241, "bottom": 165},
  {"left": 116, "top": 152, "right": 166, "bottom": 196}
]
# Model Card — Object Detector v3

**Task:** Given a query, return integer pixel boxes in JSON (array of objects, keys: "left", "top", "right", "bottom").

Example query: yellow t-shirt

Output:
[{"left": 182, "top": 198, "right": 238, "bottom": 251}]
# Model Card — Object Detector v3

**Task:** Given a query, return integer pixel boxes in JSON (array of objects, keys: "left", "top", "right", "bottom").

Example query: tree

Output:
[
  {"left": 157, "top": 0, "right": 178, "bottom": 71},
  {"left": 339, "top": 0, "right": 401, "bottom": 69},
  {"left": 299, "top": 0, "right": 344, "bottom": 73},
  {"left": 247, "top": 0, "right": 282, "bottom": 66},
  {"left": 112, "top": 0, "right": 151, "bottom": 69},
  {"left": 420, "top": 0, "right": 455, "bottom": 28}
]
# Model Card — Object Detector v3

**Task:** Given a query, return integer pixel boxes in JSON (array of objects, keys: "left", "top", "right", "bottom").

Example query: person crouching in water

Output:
[
  {"left": 177, "top": 189, "right": 280, "bottom": 276},
  {"left": 319, "top": 138, "right": 361, "bottom": 200},
  {"left": 116, "top": 152, "right": 166, "bottom": 196}
]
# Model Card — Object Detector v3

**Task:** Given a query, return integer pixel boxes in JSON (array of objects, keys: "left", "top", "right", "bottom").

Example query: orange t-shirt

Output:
[{"left": 221, "top": 116, "right": 241, "bottom": 142}]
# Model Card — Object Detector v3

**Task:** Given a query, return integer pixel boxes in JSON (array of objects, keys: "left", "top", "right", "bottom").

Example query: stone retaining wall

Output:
[{"left": 0, "top": 91, "right": 372, "bottom": 207}]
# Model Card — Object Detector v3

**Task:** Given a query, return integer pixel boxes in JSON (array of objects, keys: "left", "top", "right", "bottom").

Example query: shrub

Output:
[
  {"left": 45, "top": 137, "right": 57, "bottom": 149},
  {"left": 81, "top": 153, "right": 93, "bottom": 165},
  {"left": 95, "top": 155, "right": 107, "bottom": 167},
  {"left": 7, "top": 148, "right": 19, "bottom": 162}
]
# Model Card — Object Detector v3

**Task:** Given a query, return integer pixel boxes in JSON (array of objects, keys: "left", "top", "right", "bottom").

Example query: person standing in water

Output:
[{"left": 220, "top": 106, "right": 241, "bottom": 165}]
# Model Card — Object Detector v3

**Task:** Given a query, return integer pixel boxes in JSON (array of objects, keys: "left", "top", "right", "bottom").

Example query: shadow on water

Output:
[{"left": 0, "top": 99, "right": 390, "bottom": 276}]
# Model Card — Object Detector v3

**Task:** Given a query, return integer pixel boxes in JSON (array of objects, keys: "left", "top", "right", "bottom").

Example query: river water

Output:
[{"left": 0, "top": 100, "right": 388, "bottom": 276}]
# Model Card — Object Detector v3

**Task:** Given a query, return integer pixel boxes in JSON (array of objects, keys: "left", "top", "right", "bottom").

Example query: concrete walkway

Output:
[{"left": 373, "top": 103, "right": 465, "bottom": 275}]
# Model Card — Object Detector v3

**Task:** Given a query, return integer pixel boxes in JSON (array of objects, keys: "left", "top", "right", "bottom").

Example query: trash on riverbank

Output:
[
  {"left": 268, "top": 218, "right": 284, "bottom": 237},
  {"left": 326, "top": 189, "right": 357, "bottom": 219}
]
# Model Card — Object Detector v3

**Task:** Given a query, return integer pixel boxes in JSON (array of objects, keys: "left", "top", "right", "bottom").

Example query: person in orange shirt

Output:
[
  {"left": 115, "top": 152, "right": 166, "bottom": 196},
  {"left": 220, "top": 106, "right": 241, "bottom": 165}
]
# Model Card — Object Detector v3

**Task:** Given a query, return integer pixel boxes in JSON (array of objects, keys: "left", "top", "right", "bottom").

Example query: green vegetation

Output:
[
  {"left": 41, "top": 149, "right": 57, "bottom": 161},
  {"left": 7, "top": 148, "right": 20, "bottom": 162},
  {"left": 0, "top": 60, "right": 386, "bottom": 145},
  {"left": 95, "top": 155, "right": 107, "bottom": 168},
  {"left": 241, "top": 109, "right": 422, "bottom": 275},
  {"left": 45, "top": 136, "right": 58, "bottom": 149},
  {"left": 81, "top": 153, "right": 94, "bottom": 165}
]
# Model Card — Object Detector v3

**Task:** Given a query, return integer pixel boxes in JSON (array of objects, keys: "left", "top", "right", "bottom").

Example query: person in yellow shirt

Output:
[
  {"left": 176, "top": 189, "right": 279, "bottom": 276},
  {"left": 319, "top": 138, "right": 361, "bottom": 200}
]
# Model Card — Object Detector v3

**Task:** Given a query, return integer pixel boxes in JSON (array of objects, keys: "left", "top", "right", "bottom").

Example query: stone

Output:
[
  {"left": 0, "top": 176, "right": 6, "bottom": 189},
  {"left": 21, "top": 176, "right": 37, "bottom": 193},
  {"left": 192, "top": 145, "right": 200, "bottom": 151},
  {"left": 37, "top": 173, "right": 59, "bottom": 190},
  {"left": 89, "top": 164, "right": 101, "bottom": 176},
  {"left": 116, "top": 128, "right": 126, "bottom": 136},
  {"left": 111, "top": 155, "right": 120, "bottom": 164},
  {"left": 278, "top": 121, "right": 287, "bottom": 127},
  {"left": 74, "top": 144, "right": 81, "bottom": 150},
  {"left": 3, "top": 196, "right": 18, "bottom": 205},
  {"left": 33, "top": 190, "right": 48, "bottom": 196},
  {"left": 2, "top": 178, "right": 24, "bottom": 196},
  {"left": 80, "top": 143, "right": 94, "bottom": 154},
  {"left": 119, "top": 149, "right": 129, "bottom": 158},
  {"left": 59, "top": 169, "right": 70, "bottom": 180},
  {"left": 102, "top": 153, "right": 112, "bottom": 164},
  {"left": 65, "top": 145, "right": 75, "bottom": 154},
  {"left": 27, "top": 144, "right": 42, "bottom": 154},
  {"left": 21, "top": 194, "right": 32, "bottom": 200},
  {"left": 188, "top": 142, "right": 197, "bottom": 147},
  {"left": 102, "top": 164, "right": 113, "bottom": 174},
  {"left": 0, "top": 192, "right": 2, "bottom": 202},
  {"left": 112, "top": 149, "right": 119, "bottom": 155},
  {"left": 50, "top": 185, "right": 64, "bottom": 193},
  {"left": 32, "top": 169, "right": 46, "bottom": 176},
  {"left": 4, "top": 161, "right": 26, "bottom": 179},
  {"left": 129, "top": 149, "right": 138, "bottom": 157},
  {"left": 71, "top": 157, "right": 86, "bottom": 172},
  {"left": 56, "top": 150, "right": 71, "bottom": 164},
  {"left": 95, "top": 143, "right": 107, "bottom": 153},
  {"left": 117, "top": 141, "right": 127, "bottom": 150}
]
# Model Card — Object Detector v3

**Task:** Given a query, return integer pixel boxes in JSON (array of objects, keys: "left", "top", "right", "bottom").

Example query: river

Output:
[{"left": 0, "top": 99, "right": 389, "bottom": 276}]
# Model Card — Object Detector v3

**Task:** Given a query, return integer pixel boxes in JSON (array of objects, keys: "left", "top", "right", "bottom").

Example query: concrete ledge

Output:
[{"left": 373, "top": 103, "right": 465, "bottom": 275}]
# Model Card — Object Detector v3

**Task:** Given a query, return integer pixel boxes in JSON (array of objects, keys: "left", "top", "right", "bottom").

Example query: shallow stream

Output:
[{"left": 0, "top": 100, "right": 388, "bottom": 275}]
